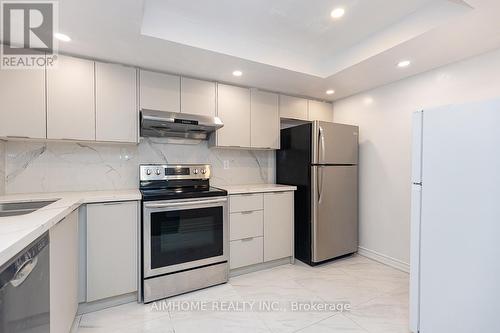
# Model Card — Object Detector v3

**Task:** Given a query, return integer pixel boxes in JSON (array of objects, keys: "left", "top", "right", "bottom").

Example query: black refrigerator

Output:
[{"left": 276, "top": 121, "right": 359, "bottom": 266}]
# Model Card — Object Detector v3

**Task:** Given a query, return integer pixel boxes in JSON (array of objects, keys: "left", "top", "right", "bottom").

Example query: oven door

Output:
[{"left": 143, "top": 196, "right": 228, "bottom": 278}]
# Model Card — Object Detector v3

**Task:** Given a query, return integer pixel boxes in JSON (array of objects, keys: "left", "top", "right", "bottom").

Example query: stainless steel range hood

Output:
[{"left": 140, "top": 109, "right": 223, "bottom": 140}]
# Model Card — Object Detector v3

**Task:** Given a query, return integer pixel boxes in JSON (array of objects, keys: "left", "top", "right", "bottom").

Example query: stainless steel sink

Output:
[{"left": 0, "top": 200, "right": 57, "bottom": 217}]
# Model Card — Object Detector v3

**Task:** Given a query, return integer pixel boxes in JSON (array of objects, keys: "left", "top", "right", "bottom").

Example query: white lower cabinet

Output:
[
  {"left": 264, "top": 192, "right": 294, "bottom": 261},
  {"left": 230, "top": 237, "right": 264, "bottom": 269},
  {"left": 229, "top": 193, "right": 263, "bottom": 212},
  {"left": 86, "top": 201, "right": 138, "bottom": 302},
  {"left": 229, "top": 191, "right": 294, "bottom": 270},
  {"left": 230, "top": 210, "right": 263, "bottom": 241},
  {"left": 50, "top": 210, "right": 79, "bottom": 333}
]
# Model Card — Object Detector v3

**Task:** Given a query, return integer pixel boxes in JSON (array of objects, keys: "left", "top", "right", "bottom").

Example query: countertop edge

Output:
[
  {"left": 0, "top": 190, "right": 141, "bottom": 267},
  {"left": 219, "top": 184, "right": 297, "bottom": 195}
]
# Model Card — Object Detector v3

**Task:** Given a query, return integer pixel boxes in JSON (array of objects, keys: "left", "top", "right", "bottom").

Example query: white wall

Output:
[
  {"left": 4, "top": 139, "right": 275, "bottom": 194},
  {"left": 333, "top": 47, "right": 500, "bottom": 266},
  {"left": 0, "top": 141, "right": 5, "bottom": 195}
]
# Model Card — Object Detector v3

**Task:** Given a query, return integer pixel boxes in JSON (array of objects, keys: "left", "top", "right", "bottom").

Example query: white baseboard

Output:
[
  {"left": 77, "top": 292, "right": 138, "bottom": 315},
  {"left": 229, "top": 257, "right": 293, "bottom": 277},
  {"left": 357, "top": 246, "right": 410, "bottom": 273}
]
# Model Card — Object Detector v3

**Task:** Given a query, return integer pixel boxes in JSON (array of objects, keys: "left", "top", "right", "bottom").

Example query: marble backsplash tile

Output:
[
  {"left": 0, "top": 141, "right": 5, "bottom": 195},
  {"left": 4, "top": 138, "right": 276, "bottom": 194}
]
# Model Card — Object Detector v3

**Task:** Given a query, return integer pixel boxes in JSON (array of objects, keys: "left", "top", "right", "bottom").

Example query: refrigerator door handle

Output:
[
  {"left": 319, "top": 126, "right": 326, "bottom": 163},
  {"left": 318, "top": 166, "right": 324, "bottom": 203}
]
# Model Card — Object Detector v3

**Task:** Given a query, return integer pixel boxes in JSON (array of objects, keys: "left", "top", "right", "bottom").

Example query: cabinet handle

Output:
[
  {"left": 6, "top": 135, "right": 30, "bottom": 139},
  {"left": 240, "top": 211, "right": 254, "bottom": 215},
  {"left": 241, "top": 237, "right": 254, "bottom": 242}
]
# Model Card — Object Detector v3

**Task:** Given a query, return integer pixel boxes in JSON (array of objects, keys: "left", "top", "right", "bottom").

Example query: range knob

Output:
[
  {"left": 155, "top": 168, "right": 162, "bottom": 175},
  {"left": 146, "top": 169, "right": 152, "bottom": 175},
  {"left": 201, "top": 168, "right": 207, "bottom": 174},
  {"left": 193, "top": 169, "right": 199, "bottom": 175}
]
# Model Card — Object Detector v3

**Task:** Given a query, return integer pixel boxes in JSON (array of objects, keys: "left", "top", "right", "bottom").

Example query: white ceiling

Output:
[
  {"left": 12, "top": 0, "right": 500, "bottom": 101},
  {"left": 141, "top": 0, "right": 468, "bottom": 77}
]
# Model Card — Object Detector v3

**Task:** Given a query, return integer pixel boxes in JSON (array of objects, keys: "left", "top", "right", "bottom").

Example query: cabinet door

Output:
[
  {"left": 47, "top": 55, "right": 95, "bottom": 140},
  {"left": 251, "top": 90, "right": 279, "bottom": 149},
  {"left": 308, "top": 100, "right": 333, "bottom": 122},
  {"left": 87, "top": 202, "right": 138, "bottom": 302},
  {"left": 264, "top": 192, "right": 294, "bottom": 261},
  {"left": 279, "top": 95, "right": 308, "bottom": 120},
  {"left": 216, "top": 84, "right": 251, "bottom": 147},
  {"left": 0, "top": 66, "right": 46, "bottom": 139},
  {"left": 50, "top": 210, "right": 78, "bottom": 333},
  {"left": 181, "top": 77, "right": 216, "bottom": 116},
  {"left": 95, "top": 62, "right": 137, "bottom": 143},
  {"left": 139, "top": 70, "right": 180, "bottom": 112}
]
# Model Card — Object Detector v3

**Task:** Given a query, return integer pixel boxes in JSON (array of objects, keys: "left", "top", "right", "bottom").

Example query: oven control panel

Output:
[{"left": 140, "top": 164, "right": 211, "bottom": 181}]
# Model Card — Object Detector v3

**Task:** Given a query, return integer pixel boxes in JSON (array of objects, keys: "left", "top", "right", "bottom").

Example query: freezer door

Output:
[
  {"left": 409, "top": 184, "right": 422, "bottom": 333},
  {"left": 411, "top": 111, "right": 424, "bottom": 184},
  {"left": 312, "top": 121, "right": 358, "bottom": 165},
  {"left": 311, "top": 165, "right": 358, "bottom": 262}
]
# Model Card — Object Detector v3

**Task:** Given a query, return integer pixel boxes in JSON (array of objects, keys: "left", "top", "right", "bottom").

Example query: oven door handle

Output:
[{"left": 144, "top": 198, "right": 227, "bottom": 208}]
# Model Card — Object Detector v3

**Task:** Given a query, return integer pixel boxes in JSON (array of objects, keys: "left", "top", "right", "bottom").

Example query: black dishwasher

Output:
[{"left": 0, "top": 233, "right": 50, "bottom": 333}]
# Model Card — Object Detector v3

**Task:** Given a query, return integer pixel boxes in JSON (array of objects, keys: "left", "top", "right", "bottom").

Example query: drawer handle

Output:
[
  {"left": 6, "top": 135, "right": 30, "bottom": 139},
  {"left": 101, "top": 202, "right": 123, "bottom": 206},
  {"left": 240, "top": 211, "right": 254, "bottom": 215},
  {"left": 241, "top": 237, "right": 254, "bottom": 242}
]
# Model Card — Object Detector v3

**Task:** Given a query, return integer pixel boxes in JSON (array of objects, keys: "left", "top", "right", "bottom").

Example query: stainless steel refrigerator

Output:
[{"left": 277, "top": 121, "right": 359, "bottom": 265}]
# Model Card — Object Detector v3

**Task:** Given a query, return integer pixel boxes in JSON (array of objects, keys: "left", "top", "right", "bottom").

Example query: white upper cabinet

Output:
[
  {"left": 0, "top": 66, "right": 46, "bottom": 139},
  {"left": 95, "top": 62, "right": 138, "bottom": 143},
  {"left": 279, "top": 95, "right": 308, "bottom": 120},
  {"left": 47, "top": 55, "right": 95, "bottom": 141},
  {"left": 308, "top": 100, "right": 333, "bottom": 122},
  {"left": 216, "top": 84, "right": 251, "bottom": 147},
  {"left": 181, "top": 77, "right": 216, "bottom": 116},
  {"left": 251, "top": 90, "right": 280, "bottom": 149},
  {"left": 139, "top": 70, "right": 180, "bottom": 112}
]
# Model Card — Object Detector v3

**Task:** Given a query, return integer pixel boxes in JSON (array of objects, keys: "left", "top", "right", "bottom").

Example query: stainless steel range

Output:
[{"left": 140, "top": 164, "right": 229, "bottom": 303}]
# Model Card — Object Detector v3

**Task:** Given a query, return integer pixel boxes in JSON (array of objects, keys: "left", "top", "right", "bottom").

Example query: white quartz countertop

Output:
[
  {"left": 219, "top": 184, "right": 297, "bottom": 195},
  {"left": 0, "top": 189, "right": 141, "bottom": 267}
]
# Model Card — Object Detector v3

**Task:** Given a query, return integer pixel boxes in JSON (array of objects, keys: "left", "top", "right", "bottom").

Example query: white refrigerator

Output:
[{"left": 410, "top": 100, "right": 500, "bottom": 333}]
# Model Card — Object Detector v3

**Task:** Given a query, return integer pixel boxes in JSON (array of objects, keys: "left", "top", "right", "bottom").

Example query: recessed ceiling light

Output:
[
  {"left": 54, "top": 33, "right": 71, "bottom": 42},
  {"left": 232, "top": 70, "right": 243, "bottom": 77},
  {"left": 397, "top": 60, "right": 411, "bottom": 68},
  {"left": 326, "top": 90, "right": 335, "bottom": 95},
  {"left": 331, "top": 8, "right": 345, "bottom": 19}
]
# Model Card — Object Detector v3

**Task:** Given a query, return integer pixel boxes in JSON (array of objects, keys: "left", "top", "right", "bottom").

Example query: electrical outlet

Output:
[{"left": 223, "top": 160, "right": 230, "bottom": 170}]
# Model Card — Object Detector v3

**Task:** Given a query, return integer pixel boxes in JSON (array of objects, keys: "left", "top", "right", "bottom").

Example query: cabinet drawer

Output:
[
  {"left": 230, "top": 237, "right": 263, "bottom": 269},
  {"left": 230, "top": 210, "right": 263, "bottom": 241},
  {"left": 230, "top": 193, "right": 263, "bottom": 213}
]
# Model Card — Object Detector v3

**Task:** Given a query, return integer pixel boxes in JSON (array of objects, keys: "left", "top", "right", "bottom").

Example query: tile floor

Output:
[{"left": 76, "top": 255, "right": 409, "bottom": 333}]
